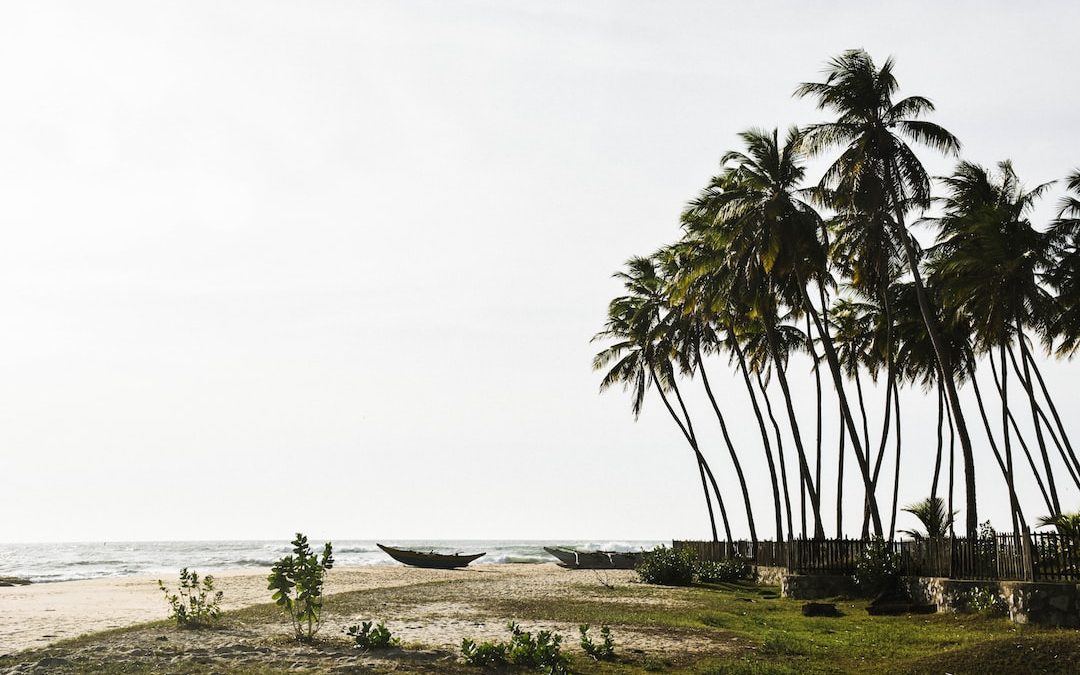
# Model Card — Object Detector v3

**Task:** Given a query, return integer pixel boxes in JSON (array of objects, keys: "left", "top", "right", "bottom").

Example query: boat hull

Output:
[
  {"left": 377, "top": 544, "right": 485, "bottom": 569},
  {"left": 544, "top": 547, "right": 641, "bottom": 570}
]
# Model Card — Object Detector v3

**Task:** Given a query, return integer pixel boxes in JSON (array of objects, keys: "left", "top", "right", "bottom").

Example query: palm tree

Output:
[
  {"left": 795, "top": 50, "right": 980, "bottom": 539},
  {"left": 900, "top": 496, "right": 956, "bottom": 540},
  {"left": 656, "top": 246, "right": 759, "bottom": 545},
  {"left": 926, "top": 161, "right": 1063, "bottom": 519},
  {"left": 593, "top": 256, "right": 731, "bottom": 542}
]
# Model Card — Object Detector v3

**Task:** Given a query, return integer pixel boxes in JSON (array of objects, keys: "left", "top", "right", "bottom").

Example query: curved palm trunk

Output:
[
  {"left": 765, "top": 322, "right": 826, "bottom": 539},
  {"left": 648, "top": 367, "right": 721, "bottom": 542},
  {"left": 971, "top": 363, "right": 1034, "bottom": 527},
  {"left": 837, "top": 396, "right": 846, "bottom": 537},
  {"left": 865, "top": 364, "right": 895, "bottom": 538},
  {"left": 1009, "top": 337, "right": 1080, "bottom": 494},
  {"left": 796, "top": 281, "right": 884, "bottom": 537},
  {"left": 669, "top": 376, "right": 735, "bottom": 545},
  {"left": 1022, "top": 347, "right": 1080, "bottom": 478},
  {"left": 884, "top": 175, "right": 978, "bottom": 539},
  {"left": 995, "top": 347, "right": 1022, "bottom": 535},
  {"left": 758, "top": 371, "right": 795, "bottom": 541},
  {"left": 730, "top": 333, "right": 784, "bottom": 542},
  {"left": 931, "top": 379, "right": 945, "bottom": 500},
  {"left": 1011, "top": 322, "right": 1060, "bottom": 515},
  {"left": 888, "top": 383, "right": 902, "bottom": 540},
  {"left": 947, "top": 395, "right": 956, "bottom": 537},
  {"left": 806, "top": 314, "right": 823, "bottom": 539},
  {"left": 985, "top": 358, "right": 1052, "bottom": 516},
  {"left": 697, "top": 348, "right": 758, "bottom": 544}
]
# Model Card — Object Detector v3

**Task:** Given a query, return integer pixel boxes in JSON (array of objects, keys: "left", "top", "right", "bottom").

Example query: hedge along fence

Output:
[{"left": 674, "top": 530, "right": 1080, "bottom": 582}]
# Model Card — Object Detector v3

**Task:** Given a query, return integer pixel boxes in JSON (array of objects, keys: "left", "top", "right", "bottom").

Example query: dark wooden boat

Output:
[
  {"left": 377, "top": 543, "right": 486, "bottom": 569},
  {"left": 544, "top": 546, "right": 642, "bottom": 570}
]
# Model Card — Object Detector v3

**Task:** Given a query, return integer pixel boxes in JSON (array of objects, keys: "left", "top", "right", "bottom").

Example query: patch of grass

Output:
[{"left": 760, "top": 630, "right": 811, "bottom": 656}]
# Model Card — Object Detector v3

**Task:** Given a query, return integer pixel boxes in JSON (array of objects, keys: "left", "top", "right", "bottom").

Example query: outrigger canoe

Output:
[
  {"left": 377, "top": 543, "right": 486, "bottom": 569},
  {"left": 544, "top": 546, "right": 641, "bottom": 570}
]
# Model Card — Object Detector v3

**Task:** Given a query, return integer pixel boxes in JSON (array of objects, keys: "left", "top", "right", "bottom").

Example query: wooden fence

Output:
[{"left": 674, "top": 530, "right": 1080, "bottom": 582}]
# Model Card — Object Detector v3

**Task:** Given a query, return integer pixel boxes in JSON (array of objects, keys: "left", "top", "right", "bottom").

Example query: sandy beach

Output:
[{"left": 0, "top": 563, "right": 731, "bottom": 669}]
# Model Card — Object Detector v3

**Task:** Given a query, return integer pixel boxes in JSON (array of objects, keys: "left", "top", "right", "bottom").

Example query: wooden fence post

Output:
[{"left": 1021, "top": 526, "right": 1035, "bottom": 582}]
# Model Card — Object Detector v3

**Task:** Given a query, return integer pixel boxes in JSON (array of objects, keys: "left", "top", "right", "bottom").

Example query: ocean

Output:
[{"left": 0, "top": 540, "right": 663, "bottom": 583}]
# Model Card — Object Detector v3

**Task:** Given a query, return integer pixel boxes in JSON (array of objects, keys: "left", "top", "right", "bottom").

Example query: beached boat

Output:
[
  {"left": 376, "top": 544, "right": 486, "bottom": 569},
  {"left": 543, "top": 546, "right": 641, "bottom": 570}
]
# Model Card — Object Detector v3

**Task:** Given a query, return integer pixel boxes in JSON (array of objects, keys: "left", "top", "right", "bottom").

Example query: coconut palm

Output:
[
  {"left": 795, "top": 50, "right": 981, "bottom": 539},
  {"left": 926, "top": 161, "right": 1063, "bottom": 518},
  {"left": 683, "top": 126, "right": 897, "bottom": 538},
  {"left": 593, "top": 256, "right": 731, "bottom": 542},
  {"left": 655, "top": 246, "right": 759, "bottom": 545}
]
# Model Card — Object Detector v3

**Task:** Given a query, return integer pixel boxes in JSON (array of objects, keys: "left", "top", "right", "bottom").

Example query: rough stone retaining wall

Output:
[{"left": 764, "top": 569, "right": 1080, "bottom": 627}]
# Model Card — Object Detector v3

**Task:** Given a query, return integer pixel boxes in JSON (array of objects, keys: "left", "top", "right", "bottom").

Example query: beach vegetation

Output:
[
  {"left": 696, "top": 558, "right": 753, "bottom": 584},
  {"left": 851, "top": 537, "right": 901, "bottom": 596},
  {"left": 578, "top": 623, "right": 615, "bottom": 661},
  {"left": 267, "top": 532, "right": 334, "bottom": 642},
  {"left": 635, "top": 545, "right": 697, "bottom": 586},
  {"left": 345, "top": 620, "right": 399, "bottom": 650},
  {"left": 157, "top": 568, "right": 223, "bottom": 628},
  {"left": 460, "top": 621, "right": 569, "bottom": 674},
  {"left": 964, "top": 586, "right": 1008, "bottom": 616}
]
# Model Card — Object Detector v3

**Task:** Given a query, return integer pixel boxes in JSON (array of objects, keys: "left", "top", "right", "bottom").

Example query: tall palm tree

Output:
[
  {"left": 593, "top": 256, "right": 731, "bottom": 542},
  {"left": 795, "top": 50, "right": 978, "bottom": 539},
  {"left": 656, "top": 246, "right": 759, "bottom": 545},
  {"left": 926, "top": 161, "right": 1061, "bottom": 518}
]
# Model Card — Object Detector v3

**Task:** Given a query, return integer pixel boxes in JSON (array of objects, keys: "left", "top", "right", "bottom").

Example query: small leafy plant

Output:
[
  {"left": 346, "top": 620, "right": 399, "bottom": 650},
  {"left": 460, "top": 622, "right": 569, "bottom": 674},
  {"left": 268, "top": 532, "right": 334, "bottom": 642},
  {"left": 579, "top": 623, "right": 615, "bottom": 661},
  {"left": 965, "top": 586, "right": 1008, "bottom": 616},
  {"left": 158, "top": 568, "right": 223, "bottom": 628},
  {"left": 636, "top": 545, "right": 697, "bottom": 586}
]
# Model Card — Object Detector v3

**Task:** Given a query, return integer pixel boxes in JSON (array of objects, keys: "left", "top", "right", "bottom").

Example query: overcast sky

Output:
[{"left": 1, "top": 1, "right": 1077, "bottom": 543}]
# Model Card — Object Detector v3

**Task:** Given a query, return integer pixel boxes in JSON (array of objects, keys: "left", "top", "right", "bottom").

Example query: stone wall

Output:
[
  {"left": 765, "top": 570, "right": 1080, "bottom": 627},
  {"left": 754, "top": 566, "right": 786, "bottom": 587}
]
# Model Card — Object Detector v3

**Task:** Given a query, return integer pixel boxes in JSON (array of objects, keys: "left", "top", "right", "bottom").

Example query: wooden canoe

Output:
[
  {"left": 544, "top": 546, "right": 641, "bottom": 570},
  {"left": 377, "top": 544, "right": 486, "bottom": 569}
]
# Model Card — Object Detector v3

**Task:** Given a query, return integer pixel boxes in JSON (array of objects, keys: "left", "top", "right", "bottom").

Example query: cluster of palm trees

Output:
[{"left": 594, "top": 50, "right": 1080, "bottom": 543}]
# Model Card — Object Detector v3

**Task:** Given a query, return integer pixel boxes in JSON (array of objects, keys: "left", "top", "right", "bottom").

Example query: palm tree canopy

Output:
[
  {"left": 900, "top": 496, "right": 956, "bottom": 539},
  {"left": 796, "top": 49, "right": 960, "bottom": 215},
  {"left": 925, "top": 160, "right": 1055, "bottom": 353}
]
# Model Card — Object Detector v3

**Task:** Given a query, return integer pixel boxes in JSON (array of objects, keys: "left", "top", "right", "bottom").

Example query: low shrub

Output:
[
  {"left": 965, "top": 586, "right": 1008, "bottom": 616},
  {"left": 852, "top": 537, "right": 901, "bottom": 597},
  {"left": 636, "top": 545, "right": 697, "bottom": 586},
  {"left": 268, "top": 533, "right": 334, "bottom": 642},
  {"left": 346, "top": 621, "right": 399, "bottom": 650},
  {"left": 697, "top": 558, "right": 752, "bottom": 583},
  {"left": 158, "top": 568, "right": 223, "bottom": 628},
  {"left": 579, "top": 623, "right": 615, "bottom": 661},
  {"left": 460, "top": 622, "right": 569, "bottom": 674}
]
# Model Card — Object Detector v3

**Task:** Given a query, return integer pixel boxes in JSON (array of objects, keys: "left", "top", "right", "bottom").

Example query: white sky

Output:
[{"left": 1, "top": 1, "right": 1077, "bottom": 543}]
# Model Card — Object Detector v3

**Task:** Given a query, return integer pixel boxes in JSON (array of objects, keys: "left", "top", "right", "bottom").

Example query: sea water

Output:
[{"left": 0, "top": 540, "right": 662, "bottom": 583}]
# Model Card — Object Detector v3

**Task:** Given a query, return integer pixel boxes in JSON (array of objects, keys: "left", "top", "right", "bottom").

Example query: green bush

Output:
[
  {"left": 268, "top": 533, "right": 334, "bottom": 642},
  {"left": 158, "top": 568, "right": 223, "bottom": 628},
  {"left": 460, "top": 622, "right": 569, "bottom": 674},
  {"left": 346, "top": 620, "right": 399, "bottom": 650},
  {"left": 636, "top": 545, "right": 697, "bottom": 586},
  {"left": 852, "top": 537, "right": 901, "bottom": 596},
  {"left": 696, "top": 558, "right": 752, "bottom": 583},
  {"left": 579, "top": 623, "right": 615, "bottom": 661},
  {"left": 965, "top": 586, "right": 1008, "bottom": 616}
]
